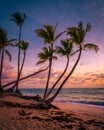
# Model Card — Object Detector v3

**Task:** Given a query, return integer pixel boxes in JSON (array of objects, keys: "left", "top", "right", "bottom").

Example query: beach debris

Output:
[{"left": 18, "top": 109, "right": 32, "bottom": 116}]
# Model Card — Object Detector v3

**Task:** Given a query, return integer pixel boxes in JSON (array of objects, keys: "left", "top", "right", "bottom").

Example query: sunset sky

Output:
[{"left": 1, "top": 0, "right": 104, "bottom": 88}]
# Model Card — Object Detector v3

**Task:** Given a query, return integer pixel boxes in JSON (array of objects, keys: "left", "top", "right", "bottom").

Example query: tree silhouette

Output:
[
  {"left": 11, "top": 12, "right": 27, "bottom": 93},
  {"left": 46, "top": 39, "right": 73, "bottom": 98},
  {"left": 0, "top": 27, "right": 14, "bottom": 92},
  {"left": 35, "top": 24, "right": 65, "bottom": 100},
  {"left": 37, "top": 46, "right": 57, "bottom": 100},
  {"left": 46, "top": 21, "right": 99, "bottom": 104}
]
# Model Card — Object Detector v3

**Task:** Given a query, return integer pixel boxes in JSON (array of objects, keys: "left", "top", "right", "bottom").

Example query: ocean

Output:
[{"left": 20, "top": 88, "right": 104, "bottom": 108}]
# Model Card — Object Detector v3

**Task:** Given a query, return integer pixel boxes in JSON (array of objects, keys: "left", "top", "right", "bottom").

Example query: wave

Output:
[
  {"left": 55, "top": 98, "right": 104, "bottom": 108},
  {"left": 20, "top": 88, "right": 104, "bottom": 107}
]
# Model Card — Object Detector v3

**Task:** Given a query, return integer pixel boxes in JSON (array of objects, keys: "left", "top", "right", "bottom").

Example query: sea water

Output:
[{"left": 20, "top": 88, "right": 104, "bottom": 108}]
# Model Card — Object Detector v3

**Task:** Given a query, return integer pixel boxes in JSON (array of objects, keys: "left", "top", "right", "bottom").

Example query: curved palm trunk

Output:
[
  {"left": 3, "top": 66, "right": 48, "bottom": 88},
  {"left": 0, "top": 48, "right": 4, "bottom": 92},
  {"left": 16, "top": 25, "right": 22, "bottom": 91},
  {"left": 14, "top": 51, "right": 26, "bottom": 93},
  {"left": 43, "top": 59, "right": 52, "bottom": 100},
  {"left": 46, "top": 56, "right": 69, "bottom": 98},
  {"left": 46, "top": 46, "right": 82, "bottom": 104},
  {"left": 43, "top": 44, "right": 53, "bottom": 101}
]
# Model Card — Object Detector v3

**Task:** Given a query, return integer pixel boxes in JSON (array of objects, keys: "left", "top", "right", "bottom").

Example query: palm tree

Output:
[
  {"left": 0, "top": 27, "right": 14, "bottom": 92},
  {"left": 46, "top": 21, "right": 99, "bottom": 104},
  {"left": 12, "top": 41, "right": 29, "bottom": 92},
  {"left": 10, "top": 12, "right": 27, "bottom": 92},
  {"left": 36, "top": 46, "right": 57, "bottom": 100},
  {"left": 46, "top": 39, "right": 73, "bottom": 98},
  {"left": 35, "top": 24, "right": 65, "bottom": 100}
]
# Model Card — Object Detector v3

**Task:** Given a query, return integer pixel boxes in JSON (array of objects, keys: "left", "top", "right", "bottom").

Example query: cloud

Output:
[
  {"left": 2, "top": 60, "right": 17, "bottom": 85},
  {"left": 80, "top": 62, "right": 88, "bottom": 66},
  {"left": 2, "top": 59, "right": 104, "bottom": 89},
  {"left": 61, "top": 71, "right": 104, "bottom": 88},
  {"left": 3, "top": 60, "right": 14, "bottom": 71}
]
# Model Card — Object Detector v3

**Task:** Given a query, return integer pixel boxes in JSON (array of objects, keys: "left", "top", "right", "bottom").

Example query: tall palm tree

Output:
[
  {"left": 37, "top": 46, "right": 57, "bottom": 100},
  {"left": 46, "top": 39, "right": 73, "bottom": 98},
  {"left": 35, "top": 24, "right": 65, "bottom": 100},
  {"left": 0, "top": 28, "right": 14, "bottom": 92},
  {"left": 10, "top": 12, "right": 27, "bottom": 92},
  {"left": 46, "top": 21, "right": 99, "bottom": 104},
  {"left": 12, "top": 41, "right": 29, "bottom": 92}
]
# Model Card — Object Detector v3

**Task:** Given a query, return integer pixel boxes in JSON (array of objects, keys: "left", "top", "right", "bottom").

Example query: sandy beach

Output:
[{"left": 0, "top": 92, "right": 104, "bottom": 130}]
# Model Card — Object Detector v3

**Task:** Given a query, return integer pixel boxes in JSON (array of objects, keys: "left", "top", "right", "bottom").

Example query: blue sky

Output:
[{"left": 1, "top": 0, "right": 104, "bottom": 88}]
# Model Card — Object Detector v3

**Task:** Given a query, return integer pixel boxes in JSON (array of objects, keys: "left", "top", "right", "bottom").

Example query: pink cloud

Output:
[{"left": 3, "top": 60, "right": 14, "bottom": 71}]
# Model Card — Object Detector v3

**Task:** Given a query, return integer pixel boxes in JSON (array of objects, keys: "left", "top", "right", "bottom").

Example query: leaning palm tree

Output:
[
  {"left": 12, "top": 41, "right": 29, "bottom": 92},
  {"left": 46, "top": 21, "right": 99, "bottom": 104},
  {"left": 35, "top": 24, "right": 65, "bottom": 100},
  {"left": 0, "top": 27, "right": 14, "bottom": 92},
  {"left": 37, "top": 46, "right": 57, "bottom": 100},
  {"left": 46, "top": 39, "right": 73, "bottom": 98},
  {"left": 10, "top": 12, "right": 27, "bottom": 92}
]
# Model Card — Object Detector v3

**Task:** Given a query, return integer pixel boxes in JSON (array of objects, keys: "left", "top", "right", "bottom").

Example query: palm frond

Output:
[
  {"left": 56, "top": 46, "right": 66, "bottom": 56},
  {"left": 10, "top": 12, "right": 27, "bottom": 26},
  {"left": 35, "top": 28, "right": 50, "bottom": 43},
  {"left": 15, "top": 42, "right": 19, "bottom": 47},
  {"left": 78, "top": 21, "right": 83, "bottom": 30},
  {"left": 5, "top": 49, "right": 12, "bottom": 61},
  {"left": 35, "top": 23, "right": 65, "bottom": 44},
  {"left": 52, "top": 56, "right": 57, "bottom": 60},
  {"left": 67, "top": 22, "right": 92, "bottom": 45},
  {"left": 56, "top": 39, "right": 73, "bottom": 57},
  {"left": 8, "top": 39, "right": 17, "bottom": 42},
  {"left": 0, "top": 27, "right": 7, "bottom": 45},
  {"left": 44, "top": 24, "right": 54, "bottom": 41},
  {"left": 55, "top": 30, "right": 66, "bottom": 42},
  {"left": 36, "top": 60, "right": 46, "bottom": 65},
  {"left": 53, "top": 23, "right": 58, "bottom": 33},
  {"left": 84, "top": 43, "right": 99, "bottom": 52},
  {"left": 67, "top": 27, "right": 79, "bottom": 43},
  {"left": 86, "top": 23, "right": 92, "bottom": 32},
  {"left": 20, "top": 41, "right": 29, "bottom": 51},
  {"left": 37, "top": 46, "right": 57, "bottom": 65}
]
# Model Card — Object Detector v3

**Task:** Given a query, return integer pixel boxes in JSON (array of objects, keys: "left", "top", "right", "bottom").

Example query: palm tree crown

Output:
[
  {"left": 10, "top": 12, "right": 27, "bottom": 27},
  {"left": 67, "top": 21, "right": 91, "bottom": 45},
  {"left": 67, "top": 21, "right": 99, "bottom": 52},
  {"left": 37, "top": 46, "right": 57, "bottom": 65},
  {"left": 36, "top": 24, "right": 55, "bottom": 44},
  {"left": 35, "top": 23, "right": 66, "bottom": 45},
  {"left": 56, "top": 39, "right": 73, "bottom": 58},
  {"left": 19, "top": 41, "right": 29, "bottom": 52}
]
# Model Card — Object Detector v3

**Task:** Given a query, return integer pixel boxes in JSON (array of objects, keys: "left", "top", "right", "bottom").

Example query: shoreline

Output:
[
  {"left": 0, "top": 92, "right": 104, "bottom": 130},
  {"left": 20, "top": 87, "right": 104, "bottom": 109},
  {"left": 53, "top": 102, "right": 104, "bottom": 117},
  {"left": 54, "top": 101, "right": 104, "bottom": 110}
]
